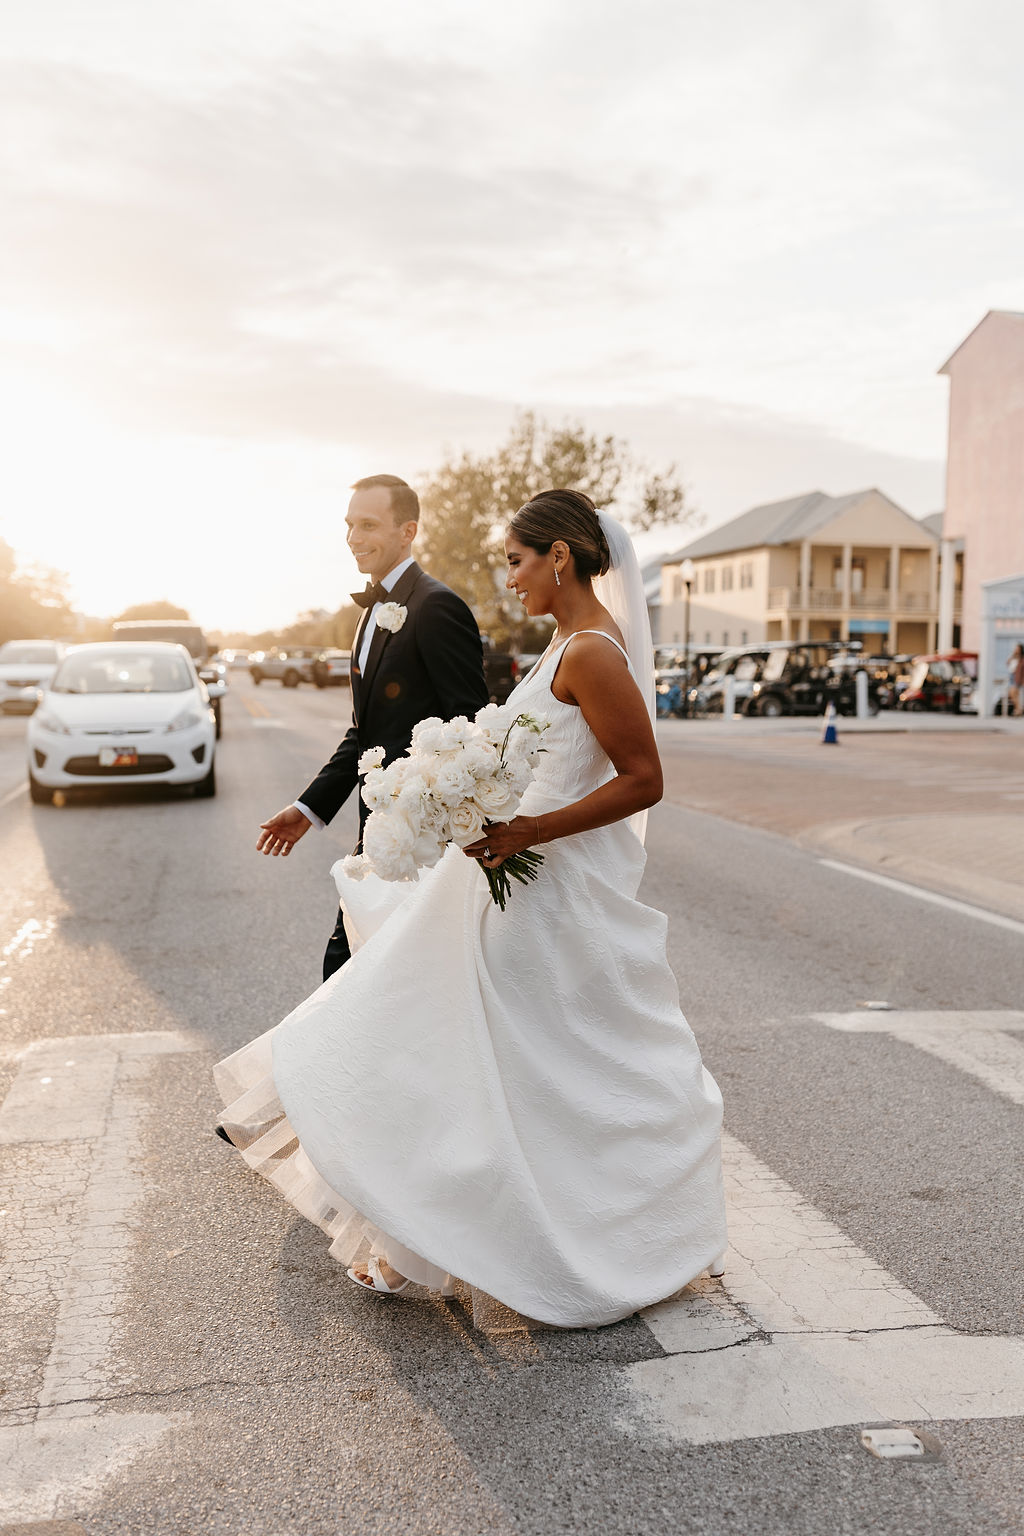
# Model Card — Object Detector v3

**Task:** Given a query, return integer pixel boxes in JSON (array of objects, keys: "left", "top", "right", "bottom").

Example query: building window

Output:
[
  {"left": 721, "top": 565, "right": 734, "bottom": 591},
  {"left": 703, "top": 568, "right": 716, "bottom": 593},
  {"left": 722, "top": 631, "right": 729, "bottom": 645},
  {"left": 704, "top": 630, "right": 711, "bottom": 643},
  {"left": 740, "top": 630, "right": 748, "bottom": 644},
  {"left": 739, "top": 561, "right": 754, "bottom": 589}
]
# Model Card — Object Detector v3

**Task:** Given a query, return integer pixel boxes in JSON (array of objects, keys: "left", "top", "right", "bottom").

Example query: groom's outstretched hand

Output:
[{"left": 257, "top": 805, "right": 311, "bottom": 857}]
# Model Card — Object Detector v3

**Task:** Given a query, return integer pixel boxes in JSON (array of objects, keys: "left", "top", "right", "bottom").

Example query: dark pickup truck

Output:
[{"left": 482, "top": 642, "right": 519, "bottom": 704}]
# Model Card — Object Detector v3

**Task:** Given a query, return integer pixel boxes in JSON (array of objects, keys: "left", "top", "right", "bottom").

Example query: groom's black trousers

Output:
[
  {"left": 323, "top": 907, "right": 351, "bottom": 983},
  {"left": 322, "top": 795, "right": 367, "bottom": 982}
]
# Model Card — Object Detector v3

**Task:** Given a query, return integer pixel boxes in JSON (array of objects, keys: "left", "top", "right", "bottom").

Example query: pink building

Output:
[{"left": 938, "top": 310, "right": 1024, "bottom": 651}]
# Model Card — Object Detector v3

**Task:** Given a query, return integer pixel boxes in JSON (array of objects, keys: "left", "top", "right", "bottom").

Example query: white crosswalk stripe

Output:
[
  {"left": 4, "top": 1019, "right": 1023, "bottom": 1478},
  {"left": 630, "top": 1131, "right": 1024, "bottom": 1444},
  {"left": 0, "top": 1031, "right": 202, "bottom": 1523},
  {"left": 816, "top": 1010, "right": 1024, "bottom": 1109}
]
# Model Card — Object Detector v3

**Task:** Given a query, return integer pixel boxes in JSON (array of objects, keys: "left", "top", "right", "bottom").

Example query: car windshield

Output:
[
  {"left": 51, "top": 650, "right": 194, "bottom": 694},
  {"left": 0, "top": 642, "right": 58, "bottom": 665},
  {"left": 761, "top": 650, "right": 790, "bottom": 682}
]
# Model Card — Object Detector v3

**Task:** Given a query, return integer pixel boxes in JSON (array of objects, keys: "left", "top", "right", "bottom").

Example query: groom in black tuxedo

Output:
[{"left": 257, "top": 474, "right": 490, "bottom": 980}]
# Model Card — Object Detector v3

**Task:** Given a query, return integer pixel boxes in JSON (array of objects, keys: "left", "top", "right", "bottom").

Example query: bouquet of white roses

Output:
[{"left": 340, "top": 704, "right": 550, "bottom": 909}]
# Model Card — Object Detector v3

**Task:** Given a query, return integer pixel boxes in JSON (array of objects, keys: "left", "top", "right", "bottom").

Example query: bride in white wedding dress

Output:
[{"left": 214, "top": 490, "right": 727, "bottom": 1328}]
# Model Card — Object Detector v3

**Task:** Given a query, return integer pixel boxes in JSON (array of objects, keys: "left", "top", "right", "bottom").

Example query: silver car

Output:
[{"left": 0, "top": 639, "right": 66, "bottom": 715}]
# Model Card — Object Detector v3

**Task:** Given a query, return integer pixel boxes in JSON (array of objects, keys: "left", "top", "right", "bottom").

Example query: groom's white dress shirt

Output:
[{"left": 293, "top": 556, "right": 415, "bottom": 832}]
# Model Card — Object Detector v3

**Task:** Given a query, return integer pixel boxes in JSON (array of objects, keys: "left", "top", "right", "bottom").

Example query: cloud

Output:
[{"left": 0, "top": 51, "right": 688, "bottom": 445}]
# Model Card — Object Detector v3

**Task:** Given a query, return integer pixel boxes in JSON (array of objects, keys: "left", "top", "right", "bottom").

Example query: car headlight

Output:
[
  {"left": 165, "top": 704, "right": 205, "bottom": 733},
  {"left": 34, "top": 709, "right": 70, "bottom": 734}
]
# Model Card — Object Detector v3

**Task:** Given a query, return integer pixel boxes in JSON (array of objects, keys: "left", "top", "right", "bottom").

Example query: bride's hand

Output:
[{"left": 462, "top": 817, "right": 540, "bottom": 868}]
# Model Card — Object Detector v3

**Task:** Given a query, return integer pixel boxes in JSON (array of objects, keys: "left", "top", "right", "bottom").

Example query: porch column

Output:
[
  {"left": 889, "top": 544, "right": 901, "bottom": 615},
  {"left": 937, "top": 537, "right": 956, "bottom": 651},
  {"left": 799, "top": 539, "right": 812, "bottom": 641},
  {"left": 840, "top": 543, "right": 852, "bottom": 641}
]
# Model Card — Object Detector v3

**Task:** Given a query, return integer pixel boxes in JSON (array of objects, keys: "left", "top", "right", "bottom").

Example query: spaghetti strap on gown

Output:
[{"left": 214, "top": 631, "right": 727, "bottom": 1328}]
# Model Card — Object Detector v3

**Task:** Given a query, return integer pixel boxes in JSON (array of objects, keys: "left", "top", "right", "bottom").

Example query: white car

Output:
[
  {"left": 0, "top": 639, "right": 66, "bottom": 715},
  {"left": 28, "top": 642, "right": 217, "bottom": 803}
]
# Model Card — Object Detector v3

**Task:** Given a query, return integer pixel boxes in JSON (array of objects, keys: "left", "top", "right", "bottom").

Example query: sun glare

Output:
[{"left": 0, "top": 369, "right": 365, "bottom": 633}]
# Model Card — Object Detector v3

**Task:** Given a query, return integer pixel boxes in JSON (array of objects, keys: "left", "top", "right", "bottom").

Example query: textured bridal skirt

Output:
[{"left": 214, "top": 807, "right": 727, "bottom": 1328}]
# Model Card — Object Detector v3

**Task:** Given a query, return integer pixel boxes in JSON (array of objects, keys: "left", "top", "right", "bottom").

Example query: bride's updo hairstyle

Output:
[{"left": 508, "top": 488, "right": 611, "bottom": 581}]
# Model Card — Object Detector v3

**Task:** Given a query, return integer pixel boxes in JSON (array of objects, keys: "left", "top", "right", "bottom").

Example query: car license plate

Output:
[{"left": 100, "top": 746, "right": 138, "bottom": 767}]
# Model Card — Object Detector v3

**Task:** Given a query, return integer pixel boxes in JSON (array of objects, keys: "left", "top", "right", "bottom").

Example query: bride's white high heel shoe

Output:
[
  {"left": 346, "top": 1255, "right": 412, "bottom": 1296},
  {"left": 709, "top": 1253, "right": 726, "bottom": 1278}
]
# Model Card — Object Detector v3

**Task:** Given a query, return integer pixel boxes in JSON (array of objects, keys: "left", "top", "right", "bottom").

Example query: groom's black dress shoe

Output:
[{"left": 214, "top": 1123, "right": 233, "bottom": 1144}]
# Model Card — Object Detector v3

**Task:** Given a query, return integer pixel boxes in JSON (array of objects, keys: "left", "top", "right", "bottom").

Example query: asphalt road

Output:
[{"left": 2, "top": 680, "right": 1023, "bottom": 1536}]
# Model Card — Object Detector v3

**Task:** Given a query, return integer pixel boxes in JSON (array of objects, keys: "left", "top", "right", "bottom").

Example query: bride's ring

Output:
[{"left": 483, "top": 846, "right": 492, "bottom": 859}]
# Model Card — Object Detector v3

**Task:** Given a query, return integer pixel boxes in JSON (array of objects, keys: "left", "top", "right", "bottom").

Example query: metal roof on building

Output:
[{"left": 661, "top": 488, "right": 909, "bottom": 564}]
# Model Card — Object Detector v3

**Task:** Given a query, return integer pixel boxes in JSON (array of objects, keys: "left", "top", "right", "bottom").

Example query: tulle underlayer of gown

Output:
[{"left": 214, "top": 652, "right": 727, "bottom": 1330}]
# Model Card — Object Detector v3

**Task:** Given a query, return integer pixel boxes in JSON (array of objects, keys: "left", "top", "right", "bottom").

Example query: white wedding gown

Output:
[{"left": 214, "top": 633, "right": 727, "bottom": 1328}]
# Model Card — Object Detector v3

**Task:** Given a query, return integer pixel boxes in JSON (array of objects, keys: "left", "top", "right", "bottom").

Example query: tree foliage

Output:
[
  {"left": 113, "top": 600, "right": 191, "bottom": 623},
  {"left": 0, "top": 537, "right": 74, "bottom": 644},
  {"left": 416, "top": 413, "right": 697, "bottom": 648}
]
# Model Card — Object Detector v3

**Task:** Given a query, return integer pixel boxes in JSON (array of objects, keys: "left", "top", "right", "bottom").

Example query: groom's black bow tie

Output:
[{"left": 351, "top": 581, "right": 388, "bottom": 609}]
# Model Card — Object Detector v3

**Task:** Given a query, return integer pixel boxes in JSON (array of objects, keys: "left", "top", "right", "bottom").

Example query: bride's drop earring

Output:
[{"left": 554, "top": 566, "right": 561, "bottom": 587}]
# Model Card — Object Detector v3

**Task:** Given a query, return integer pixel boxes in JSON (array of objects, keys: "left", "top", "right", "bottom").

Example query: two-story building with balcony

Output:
[{"left": 660, "top": 489, "right": 940, "bottom": 653}]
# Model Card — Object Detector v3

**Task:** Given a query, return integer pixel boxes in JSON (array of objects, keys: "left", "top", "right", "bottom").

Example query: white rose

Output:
[
  {"left": 411, "top": 717, "right": 448, "bottom": 754},
  {"left": 363, "top": 810, "right": 419, "bottom": 880},
  {"left": 447, "top": 801, "right": 486, "bottom": 846},
  {"left": 357, "top": 745, "right": 386, "bottom": 775},
  {"left": 396, "top": 771, "right": 430, "bottom": 811},
  {"left": 360, "top": 766, "right": 390, "bottom": 811},
  {"left": 435, "top": 716, "right": 474, "bottom": 749},
  {"left": 337, "top": 853, "right": 370, "bottom": 881},
  {"left": 474, "top": 702, "right": 518, "bottom": 743},
  {"left": 376, "top": 602, "right": 407, "bottom": 634},
  {"left": 432, "top": 761, "right": 477, "bottom": 807},
  {"left": 505, "top": 758, "right": 533, "bottom": 795},
  {"left": 460, "top": 741, "right": 498, "bottom": 778},
  {"left": 472, "top": 775, "right": 519, "bottom": 819},
  {"left": 503, "top": 730, "right": 535, "bottom": 763}
]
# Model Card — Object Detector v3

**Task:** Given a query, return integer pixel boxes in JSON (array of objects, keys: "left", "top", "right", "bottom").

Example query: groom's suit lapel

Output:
[{"left": 357, "top": 562, "right": 423, "bottom": 716}]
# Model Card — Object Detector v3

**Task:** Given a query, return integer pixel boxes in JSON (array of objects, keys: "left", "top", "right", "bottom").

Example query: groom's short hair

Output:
[{"left": 352, "top": 474, "right": 419, "bottom": 525}]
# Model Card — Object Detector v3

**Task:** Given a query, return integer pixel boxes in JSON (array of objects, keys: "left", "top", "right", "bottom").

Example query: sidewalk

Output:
[
  {"left": 657, "top": 722, "right": 1024, "bottom": 923},
  {"left": 807, "top": 813, "right": 1024, "bottom": 922},
  {"left": 659, "top": 713, "right": 1024, "bottom": 740}
]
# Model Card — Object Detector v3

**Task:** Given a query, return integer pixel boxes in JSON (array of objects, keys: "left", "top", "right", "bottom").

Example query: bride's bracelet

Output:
[{"left": 534, "top": 816, "right": 543, "bottom": 846}]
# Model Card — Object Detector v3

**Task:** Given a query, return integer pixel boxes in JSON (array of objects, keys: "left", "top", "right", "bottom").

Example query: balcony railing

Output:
[
  {"left": 767, "top": 587, "right": 937, "bottom": 613},
  {"left": 850, "top": 588, "right": 889, "bottom": 608}
]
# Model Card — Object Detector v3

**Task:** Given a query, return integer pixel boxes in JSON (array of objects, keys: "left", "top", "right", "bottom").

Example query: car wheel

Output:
[
  {"left": 314, "top": 676, "right": 326, "bottom": 688},
  {"left": 213, "top": 703, "right": 222, "bottom": 739},
  {"left": 28, "top": 771, "right": 53, "bottom": 805},
  {"left": 251, "top": 670, "right": 263, "bottom": 685},
  {"left": 194, "top": 761, "right": 217, "bottom": 798},
  {"left": 759, "top": 696, "right": 784, "bottom": 717},
  {"left": 283, "top": 669, "right": 300, "bottom": 688}
]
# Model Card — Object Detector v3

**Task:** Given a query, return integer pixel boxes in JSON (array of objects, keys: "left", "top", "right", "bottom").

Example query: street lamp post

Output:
[
  {"left": 680, "top": 559, "right": 696, "bottom": 656},
  {"left": 679, "top": 559, "right": 697, "bottom": 717}
]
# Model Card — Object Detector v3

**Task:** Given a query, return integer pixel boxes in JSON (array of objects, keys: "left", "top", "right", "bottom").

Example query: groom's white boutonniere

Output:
[{"left": 376, "top": 602, "right": 407, "bottom": 634}]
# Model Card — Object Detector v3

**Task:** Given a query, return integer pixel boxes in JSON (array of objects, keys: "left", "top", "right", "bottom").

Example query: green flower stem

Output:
[{"left": 476, "top": 849, "right": 546, "bottom": 909}]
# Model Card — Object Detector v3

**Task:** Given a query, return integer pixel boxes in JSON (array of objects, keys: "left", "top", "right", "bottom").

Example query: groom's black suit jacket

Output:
[{"left": 298, "top": 561, "right": 490, "bottom": 838}]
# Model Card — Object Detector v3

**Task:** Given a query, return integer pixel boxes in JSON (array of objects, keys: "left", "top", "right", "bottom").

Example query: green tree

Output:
[
  {"left": 0, "top": 537, "right": 74, "bottom": 643},
  {"left": 113, "top": 600, "right": 190, "bottom": 622},
  {"left": 416, "top": 413, "right": 697, "bottom": 649}
]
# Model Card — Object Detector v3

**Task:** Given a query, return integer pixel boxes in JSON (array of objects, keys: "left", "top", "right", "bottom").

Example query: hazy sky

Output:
[{"left": 2, "top": 0, "right": 1022, "bottom": 631}]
